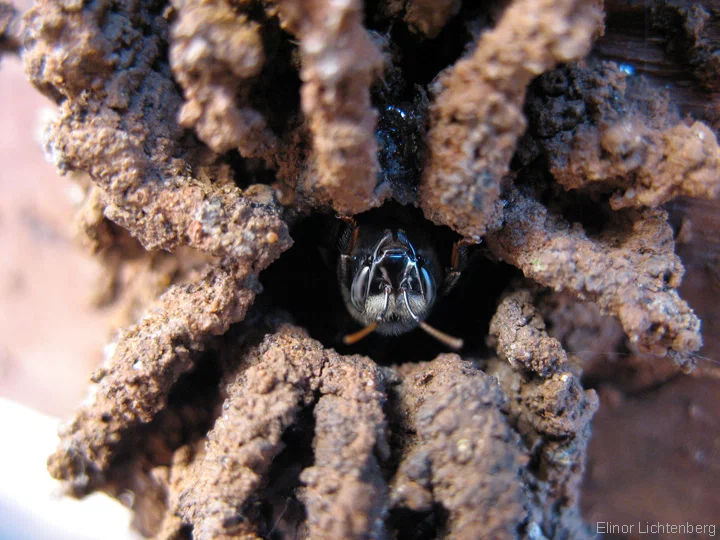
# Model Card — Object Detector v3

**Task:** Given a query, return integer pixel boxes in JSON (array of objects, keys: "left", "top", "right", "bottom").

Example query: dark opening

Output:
[
  {"left": 363, "top": 0, "right": 501, "bottom": 90},
  {"left": 259, "top": 204, "right": 518, "bottom": 364},
  {"left": 226, "top": 152, "right": 280, "bottom": 188},
  {"left": 260, "top": 405, "right": 316, "bottom": 539},
  {"left": 545, "top": 188, "right": 617, "bottom": 239},
  {"left": 388, "top": 506, "right": 448, "bottom": 540}
]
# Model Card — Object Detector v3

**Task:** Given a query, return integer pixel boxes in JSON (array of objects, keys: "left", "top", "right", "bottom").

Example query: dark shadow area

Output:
[
  {"left": 262, "top": 405, "right": 315, "bottom": 540},
  {"left": 107, "top": 348, "right": 223, "bottom": 471},
  {"left": 512, "top": 158, "right": 618, "bottom": 240},
  {"left": 546, "top": 187, "right": 617, "bottom": 239},
  {"left": 364, "top": 0, "right": 501, "bottom": 90},
  {"left": 259, "top": 204, "right": 519, "bottom": 364},
  {"left": 227, "top": 151, "right": 279, "bottom": 188},
  {"left": 389, "top": 506, "right": 447, "bottom": 540},
  {"left": 248, "top": 2, "right": 302, "bottom": 136}
]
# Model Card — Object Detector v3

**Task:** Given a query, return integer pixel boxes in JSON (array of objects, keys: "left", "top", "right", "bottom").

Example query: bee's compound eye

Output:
[
  {"left": 420, "top": 267, "right": 435, "bottom": 305},
  {"left": 351, "top": 265, "right": 370, "bottom": 311}
]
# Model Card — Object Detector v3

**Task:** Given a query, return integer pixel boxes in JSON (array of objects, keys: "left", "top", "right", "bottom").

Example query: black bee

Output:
[{"left": 337, "top": 208, "right": 467, "bottom": 349}]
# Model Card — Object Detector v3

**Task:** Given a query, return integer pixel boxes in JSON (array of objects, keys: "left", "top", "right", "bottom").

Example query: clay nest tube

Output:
[{"left": 9, "top": 0, "right": 720, "bottom": 537}]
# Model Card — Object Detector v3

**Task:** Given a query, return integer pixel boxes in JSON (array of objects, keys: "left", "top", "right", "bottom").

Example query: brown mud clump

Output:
[{"left": 6, "top": 0, "right": 720, "bottom": 537}]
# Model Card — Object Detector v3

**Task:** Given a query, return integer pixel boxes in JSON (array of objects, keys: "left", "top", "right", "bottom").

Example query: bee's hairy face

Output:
[{"left": 347, "top": 230, "right": 437, "bottom": 335}]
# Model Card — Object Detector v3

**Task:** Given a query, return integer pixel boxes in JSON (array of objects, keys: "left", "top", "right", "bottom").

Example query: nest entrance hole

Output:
[
  {"left": 388, "top": 506, "right": 447, "bottom": 539},
  {"left": 363, "top": 0, "right": 500, "bottom": 90},
  {"left": 259, "top": 205, "right": 519, "bottom": 363}
]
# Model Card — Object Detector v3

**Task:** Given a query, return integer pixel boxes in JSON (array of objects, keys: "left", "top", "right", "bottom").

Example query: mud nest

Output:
[{"left": 3, "top": 0, "right": 720, "bottom": 537}]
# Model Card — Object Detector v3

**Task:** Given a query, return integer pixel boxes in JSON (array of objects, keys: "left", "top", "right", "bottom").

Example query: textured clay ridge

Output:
[
  {"left": 487, "top": 188, "right": 702, "bottom": 366},
  {"left": 47, "top": 268, "right": 258, "bottom": 494},
  {"left": 525, "top": 63, "right": 720, "bottom": 210},
  {"left": 5, "top": 0, "right": 719, "bottom": 536},
  {"left": 176, "top": 325, "right": 389, "bottom": 540},
  {"left": 23, "top": 0, "right": 292, "bottom": 269},
  {"left": 72, "top": 323, "right": 599, "bottom": 538},
  {"left": 271, "top": 0, "right": 387, "bottom": 215},
  {"left": 391, "top": 355, "right": 529, "bottom": 538},
  {"left": 170, "top": 0, "right": 278, "bottom": 158},
  {"left": 420, "top": 0, "right": 602, "bottom": 240},
  {"left": 488, "top": 290, "right": 599, "bottom": 540}
]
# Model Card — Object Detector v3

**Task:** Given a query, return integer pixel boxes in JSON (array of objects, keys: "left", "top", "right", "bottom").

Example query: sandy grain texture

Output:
[
  {"left": 175, "top": 325, "right": 390, "bottom": 540},
  {"left": 170, "top": 0, "right": 277, "bottom": 159},
  {"left": 420, "top": 0, "right": 602, "bottom": 240},
  {"left": 488, "top": 291, "right": 599, "bottom": 540},
  {"left": 23, "top": 0, "right": 292, "bottom": 269},
  {"left": 525, "top": 64, "right": 720, "bottom": 209},
  {"left": 271, "top": 0, "right": 387, "bottom": 215},
  {"left": 486, "top": 188, "right": 702, "bottom": 366},
  {"left": 391, "top": 355, "right": 529, "bottom": 539},
  {"left": 47, "top": 268, "right": 257, "bottom": 494}
]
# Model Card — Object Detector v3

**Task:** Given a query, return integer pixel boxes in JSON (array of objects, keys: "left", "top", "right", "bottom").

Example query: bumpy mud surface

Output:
[{"left": 4, "top": 0, "right": 720, "bottom": 537}]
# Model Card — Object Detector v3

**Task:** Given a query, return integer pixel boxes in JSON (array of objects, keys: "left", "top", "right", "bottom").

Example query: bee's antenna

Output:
[
  {"left": 418, "top": 321, "right": 464, "bottom": 350},
  {"left": 343, "top": 322, "right": 379, "bottom": 345},
  {"left": 402, "top": 289, "right": 463, "bottom": 350}
]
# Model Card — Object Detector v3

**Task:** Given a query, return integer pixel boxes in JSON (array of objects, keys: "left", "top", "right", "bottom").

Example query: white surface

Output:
[{"left": 0, "top": 398, "right": 140, "bottom": 540}]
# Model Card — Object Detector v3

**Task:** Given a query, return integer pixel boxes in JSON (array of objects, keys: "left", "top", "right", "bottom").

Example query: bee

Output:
[{"left": 337, "top": 209, "right": 467, "bottom": 349}]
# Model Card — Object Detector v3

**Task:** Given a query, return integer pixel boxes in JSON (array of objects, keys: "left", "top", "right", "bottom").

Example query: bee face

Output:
[{"left": 341, "top": 228, "right": 439, "bottom": 335}]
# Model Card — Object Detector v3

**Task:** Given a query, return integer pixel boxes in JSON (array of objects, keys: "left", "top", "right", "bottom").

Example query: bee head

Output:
[{"left": 350, "top": 230, "right": 437, "bottom": 333}]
